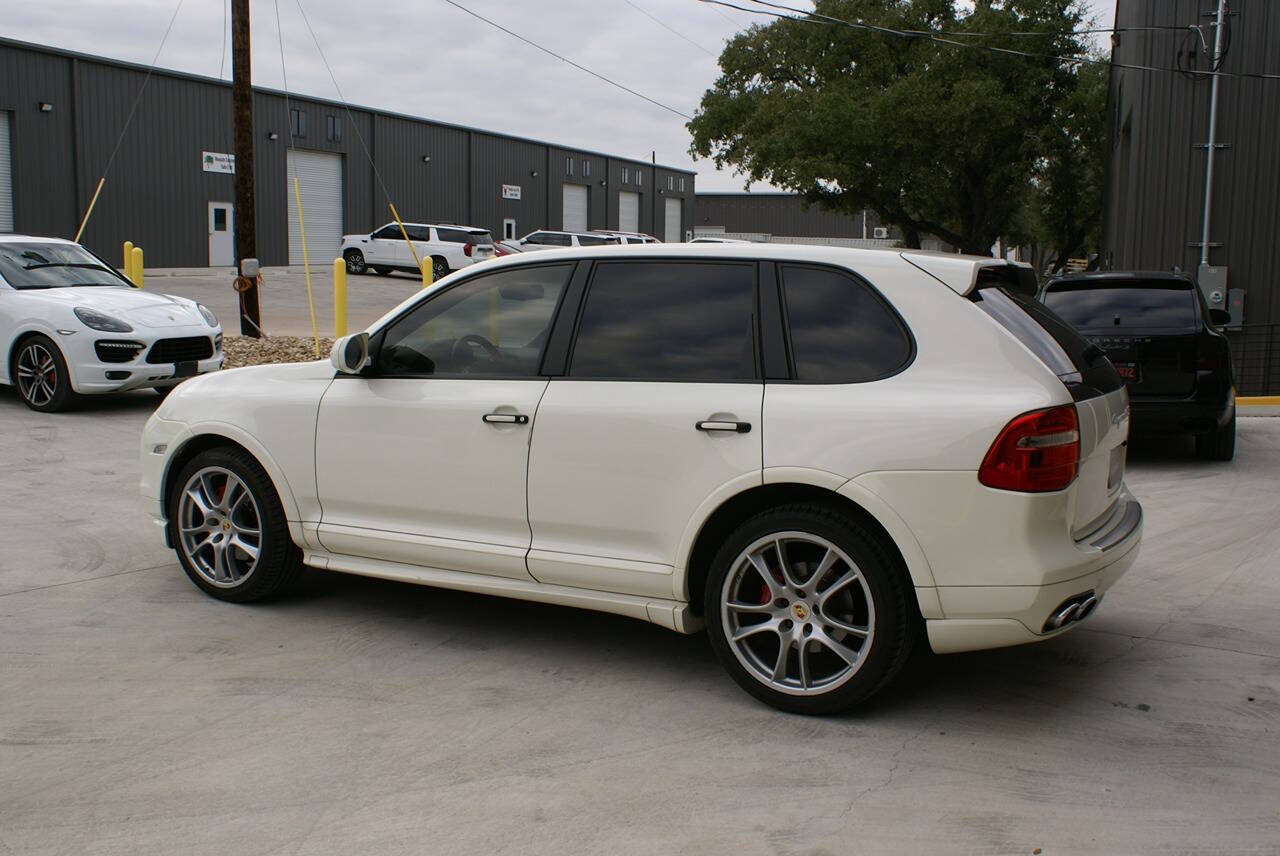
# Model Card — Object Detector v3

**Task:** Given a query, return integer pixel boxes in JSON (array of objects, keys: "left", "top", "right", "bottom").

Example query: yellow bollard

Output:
[
  {"left": 333, "top": 258, "right": 348, "bottom": 339},
  {"left": 123, "top": 241, "right": 134, "bottom": 281},
  {"left": 131, "top": 246, "right": 144, "bottom": 288},
  {"left": 421, "top": 257, "right": 433, "bottom": 290}
]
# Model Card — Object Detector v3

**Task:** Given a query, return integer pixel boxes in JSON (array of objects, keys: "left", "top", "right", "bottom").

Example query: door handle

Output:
[
  {"left": 696, "top": 420, "right": 751, "bottom": 433},
  {"left": 482, "top": 412, "right": 529, "bottom": 425}
]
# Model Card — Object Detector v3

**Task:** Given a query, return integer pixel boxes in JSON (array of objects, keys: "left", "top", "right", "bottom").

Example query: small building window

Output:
[
  {"left": 326, "top": 115, "right": 341, "bottom": 143},
  {"left": 622, "top": 167, "right": 630, "bottom": 184},
  {"left": 566, "top": 156, "right": 574, "bottom": 175},
  {"left": 679, "top": 177, "right": 685, "bottom": 192},
  {"left": 583, "top": 160, "right": 591, "bottom": 177},
  {"left": 290, "top": 108, "right": 306, "bottom": 138},
  {"left": 636, "top": 168, "right": 644, "bottom": 185},
  {"left": 667, "top": 176, "right": 674, "bottom": 191}
]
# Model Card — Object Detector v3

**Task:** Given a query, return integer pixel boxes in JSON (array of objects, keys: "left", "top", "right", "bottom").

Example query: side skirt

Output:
[{"left": 304, "top": 550, "right": 705, "bottom": 634}]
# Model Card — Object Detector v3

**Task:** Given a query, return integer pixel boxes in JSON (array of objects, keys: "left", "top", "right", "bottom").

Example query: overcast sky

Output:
[{"left": 6, "top": 0, "right": 1117, "bottom": 192}]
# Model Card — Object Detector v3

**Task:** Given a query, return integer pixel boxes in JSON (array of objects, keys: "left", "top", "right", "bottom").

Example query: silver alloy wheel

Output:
[
  {"left": 177, "top": 466, "right": 263, "bottom": 588},
  {"left": 432, "top": 257, "right": 449, "bottom": 280},
  {"left": 720, "top": 532, "right": 876, "bottom": 696},
  {"left": 15, "top": 342, "right": 59, "bottom": 407},
  {"left": 345, "top": 251, "right": 365, "bottom": 274}
]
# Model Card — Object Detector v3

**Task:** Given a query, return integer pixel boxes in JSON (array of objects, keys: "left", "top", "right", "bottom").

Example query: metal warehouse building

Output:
[
  {"left": 1103, "top": 0, "right": 1279, "bottom": 392},
  {"left": 0, "top": 38, "right": 695, "bottom": 268}
]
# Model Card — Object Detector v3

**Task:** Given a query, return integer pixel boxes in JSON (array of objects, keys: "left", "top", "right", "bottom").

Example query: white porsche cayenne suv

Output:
[
  {"left": 2, "top": 235, "right": 223, "bottom": 412},
  {"left": 141, "top": 245, "right": 1142, "bottom": 713}
]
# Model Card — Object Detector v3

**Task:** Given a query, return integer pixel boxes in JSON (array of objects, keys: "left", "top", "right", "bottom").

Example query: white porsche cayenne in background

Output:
[
  {"left": 0, "top": 235, "right": 223, "bottom": 412},
  {"left": 140, "top": 244, "right": 1142, "bottom": 713}
]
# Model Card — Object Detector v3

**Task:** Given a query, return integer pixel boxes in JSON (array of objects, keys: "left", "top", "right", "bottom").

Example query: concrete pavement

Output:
[{"left": 1, "top": 389, "right": 1278, "bottom": 854}]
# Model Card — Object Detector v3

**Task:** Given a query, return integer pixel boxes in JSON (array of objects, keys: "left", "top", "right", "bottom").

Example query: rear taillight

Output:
[
  {"left": 979, "top": 405, "right": 1080, "bottom": 493},
  {"left": 464, "top": 242, "right": 474, "bottom": 257}
]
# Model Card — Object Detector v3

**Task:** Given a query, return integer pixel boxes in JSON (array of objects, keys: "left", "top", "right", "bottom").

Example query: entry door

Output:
[
  {"left": 562, "top": 184, "right": 588, "bottom": 232},
  {"left": 207, "top": 202, "right": 234, "bottom": 266},
  {"left": 618, "top": 191, "right": 640, "bottom": 233},
  {"left": 315, "top": 262, "right": 575, "bottom": 578},
  {"left": 664, "top": 197, "right": 682, "bottom": 243},
  {"left": 526, "top": 260, "right": 763, "bottom": 599}
]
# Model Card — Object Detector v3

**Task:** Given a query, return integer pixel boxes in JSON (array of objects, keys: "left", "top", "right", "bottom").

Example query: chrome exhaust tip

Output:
[{"left": 1043, "top": 591, "right": 1099, "bottom": 633}]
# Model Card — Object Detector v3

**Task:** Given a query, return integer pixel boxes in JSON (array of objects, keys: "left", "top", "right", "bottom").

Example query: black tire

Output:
[
  {"left": 154, "top": 385, "right": 175, "bottom": 398},
  {"left": 704, "top": 504, "right": 917, "bottom": 715},
  {"left": 373, "top": 266, "right": 393, "bottom": 276},
  {"left": 12, "top": 333, "right": 79, "bottom": 413},
  {"left": 1195, "top": 411, "right": 1236, "bottom": 461},
  {"left": 167, "top": 446, "right": 304, "bottom": 603},
  {"left": 344, "top": 249, "right": 367, "bottom": 275},
  {"left": 432, "top": 256, "right": 449, "bottom": 281}
]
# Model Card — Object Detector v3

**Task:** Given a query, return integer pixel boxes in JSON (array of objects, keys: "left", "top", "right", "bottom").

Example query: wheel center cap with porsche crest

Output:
[{"left": 792, "top": 602, "right": 809, "bottom": 621}]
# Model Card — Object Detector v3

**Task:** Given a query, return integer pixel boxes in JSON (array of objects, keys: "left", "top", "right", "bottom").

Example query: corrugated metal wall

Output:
[
  {"left": 0, "top": 38, "right": 694, "bottom": 266},
  {"left": 694, "top": 194, "right": 890, "bottom": 240},
  {"left": 1103, "top": 0, "right": 1280, "bottom": 325}
]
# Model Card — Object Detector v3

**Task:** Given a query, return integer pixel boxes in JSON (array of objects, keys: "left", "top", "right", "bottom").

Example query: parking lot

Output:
[{"left": 1, "top": 380, "right": 1277, "bottom": 854}]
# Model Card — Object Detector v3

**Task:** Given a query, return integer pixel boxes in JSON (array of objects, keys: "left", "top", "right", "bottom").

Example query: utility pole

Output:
[
  {"left": 232, "top": 0, "right": 261, "bottom": 337},
  {"left": 1198, "top": 0, "right": 1227, "bottom": 268}
]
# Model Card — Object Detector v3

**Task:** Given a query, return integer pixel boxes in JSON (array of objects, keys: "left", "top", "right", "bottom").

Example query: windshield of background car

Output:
[
  {"left": 1043, "top": 280, "right": 1198, "bottom": 330},
  {"left": 0, "top": 242, "right": 130, "bottom": 289}
]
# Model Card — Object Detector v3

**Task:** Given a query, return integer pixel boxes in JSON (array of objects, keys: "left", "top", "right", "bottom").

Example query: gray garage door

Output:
[
  {"left": 664, "top": 197, "right": 682, "bottom": 243},
  {"left": 562, "top": 184, "right": 588, "bottom": 232},
  {"left": 618, "top": 191, "right": 639, "bottom": 234},
  {"left": 0, "top": 112, "right": 13, "bottom": 233},
  {"left": 287, "top": 149, "right": 344, "bottom": 265}
]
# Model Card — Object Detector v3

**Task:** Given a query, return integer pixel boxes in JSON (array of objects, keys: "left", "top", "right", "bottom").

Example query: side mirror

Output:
[
  {"left": 331, "top": 332, "right": 369, "bottom": 374},
  {"left": 1209, "top": 308, "right": 1231, "bottom": 326}
]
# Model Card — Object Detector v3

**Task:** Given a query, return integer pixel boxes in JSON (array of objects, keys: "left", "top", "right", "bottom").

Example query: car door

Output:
[
  {"left": 525, "top": 260, "right": 764, "bottom": 600},
  {"left": 365, "top": 224, "right": 406, "bottom": 267},
  {"left": 314, "top": 262, "right": 577, "bottom": 579}
]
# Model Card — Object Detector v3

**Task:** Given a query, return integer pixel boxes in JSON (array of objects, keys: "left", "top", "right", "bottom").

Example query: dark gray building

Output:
[
  {"left": 0, "top": 38, "right": 694, "bottom": 268},
  {"left": 694, "top": 192, "right": 899, "bottom": 243},
  {"left": 1103, "top": 0, "right": 1279, "bottom": 388}
]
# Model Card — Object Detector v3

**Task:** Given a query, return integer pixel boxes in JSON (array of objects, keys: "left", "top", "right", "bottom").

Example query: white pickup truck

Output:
[{"left": 341, "top": 223, "right": 495, "bottom": 279}]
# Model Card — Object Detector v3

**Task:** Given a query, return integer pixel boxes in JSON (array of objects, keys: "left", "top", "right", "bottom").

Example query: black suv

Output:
[{"left": 1039, "top": 271, "right": 1235, "bottom": 461}]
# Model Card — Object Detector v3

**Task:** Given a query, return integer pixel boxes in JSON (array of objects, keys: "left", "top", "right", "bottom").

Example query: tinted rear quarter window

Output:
[
  {"left": 570, "top": 261, "right": 756, "bottom": 380},
  {"left": 780, "top": 265, "right": 913, "bottom": 382},
  {"left": 1044, "top": 280, "right": 1198, "bottom": 330}
]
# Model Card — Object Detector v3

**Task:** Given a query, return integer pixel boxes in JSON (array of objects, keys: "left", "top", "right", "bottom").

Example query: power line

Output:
[
  {"left": 702, "top": 0, "right": 1280, "bottom": 82},
  {"left": 440, "top": 0, "right": 694, "bottom": 119},
  {"left": 622, "top": 0, "right": 718, "bottom": 56}
]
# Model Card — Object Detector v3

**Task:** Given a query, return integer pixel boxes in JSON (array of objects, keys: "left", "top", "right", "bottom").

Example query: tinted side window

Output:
[
  {"left": 405, "top": 225, "right": 431, "bottom": 241},
  {"left": 780, "top": 266, "right": 912, "bottom": 383},
  {"left": 436, "top": 227, "right": 472, "bottom": 244},
  {"left": 570, "top": 262, "right": 756, "bottom": 380},
  {"left": 530, "top": 232, "right": 571, "bottom": 247},
  {"left": 377, "top": 264, "right": 572, "bottom": 377},
  {"left": 372, "top": 225, "right": 400, "bottom": 239}
]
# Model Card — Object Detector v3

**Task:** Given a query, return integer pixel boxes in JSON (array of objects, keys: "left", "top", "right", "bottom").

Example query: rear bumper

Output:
[
  {"left": 1130, "top": 389, "right": 1234, "bottom": 436},
  {"left": 926, "top": 532, "right": 1140, "bottom": 654}
]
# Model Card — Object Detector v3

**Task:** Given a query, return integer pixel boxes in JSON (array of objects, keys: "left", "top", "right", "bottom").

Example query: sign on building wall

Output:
[
  {"left": 202, "top": 152, "right": 235, "bottom": 174},
  {"left": 502, "top": 184, "right": 521, "bottom": 200}
]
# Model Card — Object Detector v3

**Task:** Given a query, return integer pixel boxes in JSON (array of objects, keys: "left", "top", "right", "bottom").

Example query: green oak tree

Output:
[{"left": 688, "top": 0, "right": 1101, "bottom": 257}]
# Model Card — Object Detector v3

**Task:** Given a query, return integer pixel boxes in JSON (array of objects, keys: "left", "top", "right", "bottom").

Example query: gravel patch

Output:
[{"left": 223, "top": 335, "right": 333, "bottom": 369}]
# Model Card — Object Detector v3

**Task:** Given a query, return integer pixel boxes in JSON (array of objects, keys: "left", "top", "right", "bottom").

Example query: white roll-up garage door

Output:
[
  {"left": 287, "top": 149, "right": 344, "bottom": 265},
  {"left": 562, "top": 184, "right": 588, "bottom": 232},
  {"left": 664, "top": 197, "right": 682, "bottom": 243},
  {"left": 618, "top": 191, "right": 639, "bottom": 234},
  {"left": 0, "top": 112, "right": 14, "bottom": 233}
]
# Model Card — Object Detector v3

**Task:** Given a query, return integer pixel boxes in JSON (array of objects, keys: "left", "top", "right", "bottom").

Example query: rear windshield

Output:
[
  {"left": 576, "top": 234, "right": 620, "bottom": 246},
  {"left": 1043, "top": 280, "right": 1198, "bottom": 330},
  {"left": 974, "top": 284, "right": 1123, "bottom": 400}
]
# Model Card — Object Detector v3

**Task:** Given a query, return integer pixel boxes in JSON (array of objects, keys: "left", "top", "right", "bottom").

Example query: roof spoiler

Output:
[{"left": 901, "top": 252, "right": 1038, "bottom": 297}]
